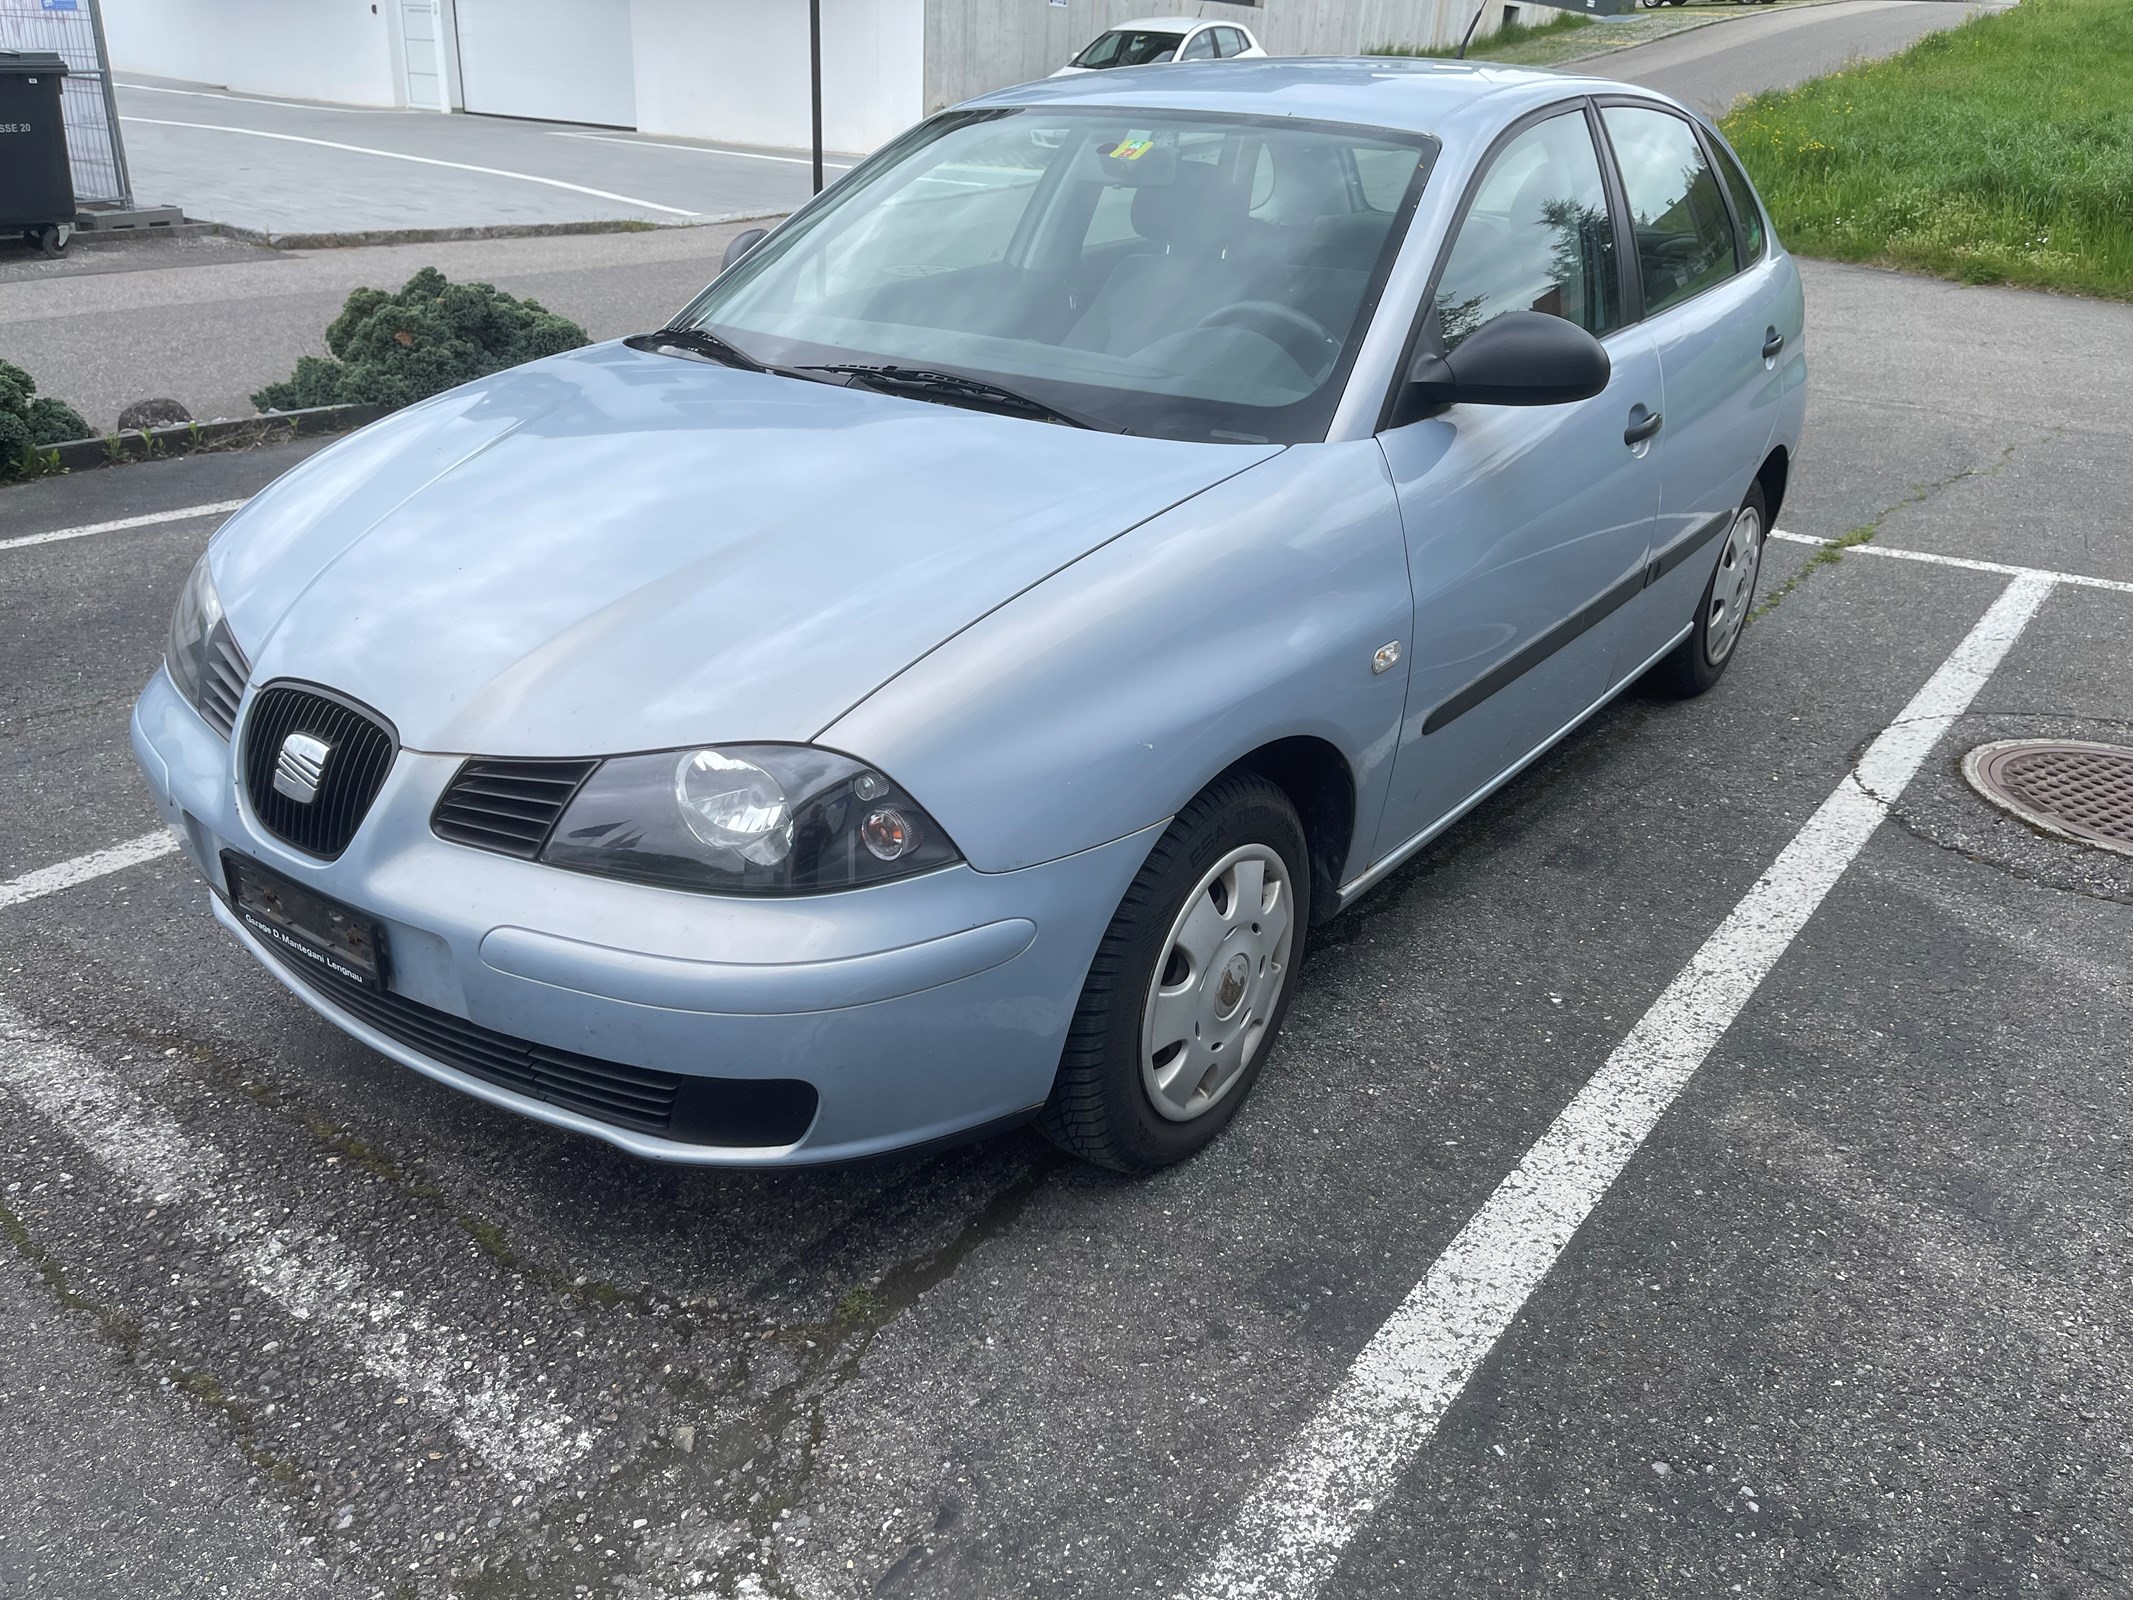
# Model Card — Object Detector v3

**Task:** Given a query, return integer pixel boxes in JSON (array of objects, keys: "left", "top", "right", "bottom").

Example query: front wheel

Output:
[
  {"left": 1038, "top": 772, "right": 1308, "bottom": 1173},
  {"left": 1653, "top": 483, "right": 1766, "bottom": 697}
]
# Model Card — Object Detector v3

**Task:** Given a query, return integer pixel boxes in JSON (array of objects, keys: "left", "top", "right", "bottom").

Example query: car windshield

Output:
[
  {"left": 673, "top": 107, "right": 1436, "bottom": 444},
  {"left": 1072, "top": 29, "right": 1184, "bottom": 68}
]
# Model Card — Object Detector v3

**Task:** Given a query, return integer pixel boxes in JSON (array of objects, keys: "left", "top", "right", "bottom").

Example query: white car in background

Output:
[{"left": 1052, "top": 16, "right": 1267, "bottom": 74}]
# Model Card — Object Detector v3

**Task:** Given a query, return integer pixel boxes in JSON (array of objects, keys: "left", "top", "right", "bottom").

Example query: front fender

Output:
[{"left": 822, "top": 442, "right": 1415, "bottom": 877}]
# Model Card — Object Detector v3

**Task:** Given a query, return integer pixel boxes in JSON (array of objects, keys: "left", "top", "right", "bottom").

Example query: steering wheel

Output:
[{"left": 1193, "top": 301, "right": 1339, "bottom": 376}]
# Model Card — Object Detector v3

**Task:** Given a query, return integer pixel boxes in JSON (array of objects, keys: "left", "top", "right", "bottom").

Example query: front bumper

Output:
[{"left": 131, "top": 668, "right": 1155, "bottom": 1165}]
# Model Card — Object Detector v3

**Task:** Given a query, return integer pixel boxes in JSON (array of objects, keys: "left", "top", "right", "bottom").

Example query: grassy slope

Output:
[{"left": 1722, "top": 0, "right": 2133, "bottom": 298}]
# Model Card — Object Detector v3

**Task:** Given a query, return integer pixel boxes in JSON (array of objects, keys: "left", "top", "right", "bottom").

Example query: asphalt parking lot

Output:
[{"left": 2, "top": 259, "right": 2129, "bottom": 1600}]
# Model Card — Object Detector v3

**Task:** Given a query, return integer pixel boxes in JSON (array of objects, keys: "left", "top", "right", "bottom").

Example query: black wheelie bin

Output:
[{"left": 0, "top": 50, "right": 75, "bottom": 257}]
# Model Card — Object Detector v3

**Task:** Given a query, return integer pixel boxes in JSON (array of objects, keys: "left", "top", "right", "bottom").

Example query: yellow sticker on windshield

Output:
[{"left": 1107, "top": 137, "right": 1155, "bottom": 160}]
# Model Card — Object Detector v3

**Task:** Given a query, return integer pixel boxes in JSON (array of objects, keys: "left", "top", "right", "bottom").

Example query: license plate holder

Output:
[{"left": 222, "top": 851, "right": 390, "bottom": 991}]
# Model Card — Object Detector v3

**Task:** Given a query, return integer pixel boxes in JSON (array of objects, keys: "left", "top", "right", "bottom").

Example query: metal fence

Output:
[{"left": 0, "top": 0, "right": 132, "bottom": 208}]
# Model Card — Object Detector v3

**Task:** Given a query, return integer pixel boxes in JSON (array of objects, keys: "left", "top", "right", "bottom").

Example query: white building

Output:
[{"left": 102, "top": 0, "right": 1517, "bottom": 153}]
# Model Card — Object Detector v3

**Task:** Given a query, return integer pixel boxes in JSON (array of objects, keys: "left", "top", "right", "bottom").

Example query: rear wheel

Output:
[
  {"left": 1654, "top": 482, "right": 1766, "bottom": 697},
  {"left": 1038, "top": 772, "right": 1308, "bottom": 1173}
]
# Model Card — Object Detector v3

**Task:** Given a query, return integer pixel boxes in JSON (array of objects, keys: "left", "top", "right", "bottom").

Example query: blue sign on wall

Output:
[{"left": 41, "top": 0, "right": 83, "bottom": 12}]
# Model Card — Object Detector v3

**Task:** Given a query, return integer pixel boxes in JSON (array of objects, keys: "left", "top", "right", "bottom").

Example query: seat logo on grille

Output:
[{"left": 273, "top": 732, "right": 334, "bottom": 805}]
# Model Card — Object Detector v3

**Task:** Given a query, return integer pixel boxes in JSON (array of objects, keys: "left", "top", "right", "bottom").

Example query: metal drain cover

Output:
[{"left": 1962, "top": 739, "right": 2133, "bottom": 858}]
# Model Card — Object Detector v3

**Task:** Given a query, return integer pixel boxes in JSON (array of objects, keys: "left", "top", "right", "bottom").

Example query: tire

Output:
[
  {"left": 1038, "top": 771, "right": 1310, "bottom": 1173},
  {"left": 1653, "top": 482, "right": 1767, "bottom": 698},
  {"left": 37, "top": 224, "right": 69, "bottom": 259}
]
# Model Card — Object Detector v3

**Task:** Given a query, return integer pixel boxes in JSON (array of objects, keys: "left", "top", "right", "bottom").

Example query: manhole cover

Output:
[{"left": 1961, "top": 740, "right": 2133, "bottom": 858}]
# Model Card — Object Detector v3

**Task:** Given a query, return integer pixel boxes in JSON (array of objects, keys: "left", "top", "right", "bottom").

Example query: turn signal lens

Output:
[{"left": 860, "top": 806, "right": 918, "bottom": 861}]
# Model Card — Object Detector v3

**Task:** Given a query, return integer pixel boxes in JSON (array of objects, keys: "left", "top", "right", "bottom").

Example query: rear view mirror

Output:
[
  {"left": 1403, "top": 310, "right": 1610, "bottom": 413},
  {"left": 721, "top": 227, "right": 768, "bottom": 273}
]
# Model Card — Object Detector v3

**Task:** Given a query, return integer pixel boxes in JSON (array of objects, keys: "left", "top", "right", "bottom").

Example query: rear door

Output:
[
  {"left": 1371, "top": 104, "right": 1665, "bottom": 862},
  {"left": 1598, "top": 102, "right": 1797, "bottom": 673}
]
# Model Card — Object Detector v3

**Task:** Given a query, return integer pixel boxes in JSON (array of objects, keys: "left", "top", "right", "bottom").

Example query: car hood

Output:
[{"left": 214, "top": 342, "right": 1278, "bottom": 757}]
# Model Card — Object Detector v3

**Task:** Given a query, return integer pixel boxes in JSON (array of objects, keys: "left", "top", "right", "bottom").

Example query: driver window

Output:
[
  {"left": 1431, "top": 111, "right": 1621, "bottom": 352},
  {"left": 1179, "top": 29, "right": 1217, "bottom": 59}
]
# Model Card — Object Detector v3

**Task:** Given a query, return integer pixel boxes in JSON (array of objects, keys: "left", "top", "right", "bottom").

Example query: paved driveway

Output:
[
  {"left": 1603, "top": 0, "right": 2008, "bottom": 113},
  {"left": 2, "top": 260, "right": 2129, "bottom": 1599},
  {"left": 114, "top": 75, "right": 852, "bottom": 237}
]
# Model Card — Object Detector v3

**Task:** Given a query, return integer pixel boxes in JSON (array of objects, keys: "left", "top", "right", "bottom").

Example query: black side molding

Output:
[
  {"left": 1421, "top": 567, "right": 1646, "bottom": 736},
  {"left": 1420, "top": 509, "right": 1737, "bottom": 737},
  {"left": 1644, "top": 509, "right": 1734, "bottom": 588}
]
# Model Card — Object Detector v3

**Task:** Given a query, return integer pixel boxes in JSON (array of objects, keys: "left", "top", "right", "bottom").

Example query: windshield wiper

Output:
[
  {"left": 628, "top": 325, "right": 773, "bottom": 372},
  {"left": 795, "top": 364, "right": 1103, "bottom": 430}
]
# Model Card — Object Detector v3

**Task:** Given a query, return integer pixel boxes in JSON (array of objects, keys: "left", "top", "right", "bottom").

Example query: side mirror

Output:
[
  {"left": 720, "top": 226, "right": 768, "bottom": 273},
  {"left": 1403, "top": 310, "right": 1610, "bottom": 413}
]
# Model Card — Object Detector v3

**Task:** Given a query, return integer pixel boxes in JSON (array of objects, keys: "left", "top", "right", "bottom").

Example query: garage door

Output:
[{"left": 453, "top": 0, "right": 636, "bottom": 128}]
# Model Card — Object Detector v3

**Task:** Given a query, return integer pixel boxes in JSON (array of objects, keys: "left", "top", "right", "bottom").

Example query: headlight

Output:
[
  {"left": 541, "top": 744, "right": 960, "bottom": 895},
  {"left": 166, "top": 552, "right": 241, "bottom": 733}
]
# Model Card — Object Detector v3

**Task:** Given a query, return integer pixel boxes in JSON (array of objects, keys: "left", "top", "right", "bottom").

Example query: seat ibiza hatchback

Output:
[{"left": 136, "top": 60, "right": 1804, "bottom": 1172}]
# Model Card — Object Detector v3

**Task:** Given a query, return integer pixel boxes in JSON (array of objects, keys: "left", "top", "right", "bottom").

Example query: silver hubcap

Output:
[
  {"left": 1141, "top": 844, "right": 1295, "bottom": 1123},
  {"left": 1705, "top": 504, "right": 1763, "bottom": 666}
]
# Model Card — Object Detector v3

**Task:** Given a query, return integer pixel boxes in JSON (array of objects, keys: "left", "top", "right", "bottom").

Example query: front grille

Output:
[
  {"left": 199, "top": 621, "right": 250, "bottom": 740},
  {"left": 254, "top": 935, "right": 819, "bottom": 1147},
  {"left": 242, "top": 684, "right": 397, "bottom": 860},
  {"left": 432, "top": 757, "right": 598, "bottom": 860}
]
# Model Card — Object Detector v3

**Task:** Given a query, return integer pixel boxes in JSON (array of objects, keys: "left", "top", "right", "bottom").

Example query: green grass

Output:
[
  {"left": 1722, "top": 0, "right": 2133, "bottom": 298},
  {"left": 1371, "top": 9, "right": 1593, "bottom": 61}
]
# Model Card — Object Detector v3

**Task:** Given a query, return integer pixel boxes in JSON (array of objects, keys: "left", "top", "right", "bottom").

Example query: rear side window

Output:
[
  {"left": 1217, "top": 27, "right": 1250, "bottom": 55},
  {"left": 1708, "top": 135, "right": 1766, "bottom": 263},
  {"left": 1432, "top": 110, "right": 1622, "bottom": 351},
  {"left": 1601, "top": 105, "right": 1738, "bottom": 315}
]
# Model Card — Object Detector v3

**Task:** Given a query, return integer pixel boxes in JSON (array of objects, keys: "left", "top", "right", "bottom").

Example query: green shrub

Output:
[
  {"left": 0, "top": 357, "right": 91, "bottom": 482},
  {"left": 252, "top": 267, "right": 591, "bottom": 415}
]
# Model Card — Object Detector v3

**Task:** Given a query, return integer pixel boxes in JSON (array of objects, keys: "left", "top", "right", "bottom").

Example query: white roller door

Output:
[{"left": 453, "top": 0, "right": 637, "bottom": 128}]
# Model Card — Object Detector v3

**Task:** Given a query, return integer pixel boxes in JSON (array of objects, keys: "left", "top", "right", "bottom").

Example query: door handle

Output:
[
  {"left": 1623, "top": 404, "right": 1663, "bottom": 446},
  {"left": 1762, "top": 326, "right": 1786, "bottom": 360}
]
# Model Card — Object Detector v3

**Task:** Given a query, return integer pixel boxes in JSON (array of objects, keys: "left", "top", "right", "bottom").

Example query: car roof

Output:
[
  {"left": 1101, "top": 16, "right": 1208, "bottom": 31},
  {"left": 968, "top": 56, "right": 1681, "bottom": 140}
]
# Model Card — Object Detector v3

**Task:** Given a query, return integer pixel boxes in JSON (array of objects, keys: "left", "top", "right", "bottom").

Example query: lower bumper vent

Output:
[{"left": 254, "top": 934, "right": 818, "bottom": 1148}]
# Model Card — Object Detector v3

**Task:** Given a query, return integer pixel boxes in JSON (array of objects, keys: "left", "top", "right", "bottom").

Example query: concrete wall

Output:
[
  {"left": 630, "top": 0, "right": 925, "bottom": 152},
  {"left": 101, "top": 0, "right": 402, "bottom": 108},
  {"left": 923, "top": 0, "right": 1510, "bottom": 113}
]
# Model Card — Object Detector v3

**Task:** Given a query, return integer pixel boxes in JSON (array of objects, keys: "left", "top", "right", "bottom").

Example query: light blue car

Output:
[{"left": 134, "top": 60, "right": 1805, "bottom": 1172}]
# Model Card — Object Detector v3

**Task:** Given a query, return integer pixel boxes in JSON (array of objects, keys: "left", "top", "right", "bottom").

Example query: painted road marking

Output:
[
  {"left": 1772, "top": 528, "right": 2133, "bottom": 595},
  {"left": 116, "top": 80, "right": 391, "bottom": 115},
  {"left": 0, "top": 1002, "right": 593, "bottom": 1479},
  {"left": 0, "top": 499, "right": 247, "bottom": 554},
  {"left": 1184, "top": 572, "right": 2058, "bottom": 1600},
  {"left": 120, "top": 117, "right": 702, "bottom": 218},
  {"left": 0, "top": 832, "right": 179, "bottom": 910},
  {"left": 552, "top": 129, "right": 857, "bottom": 170}
]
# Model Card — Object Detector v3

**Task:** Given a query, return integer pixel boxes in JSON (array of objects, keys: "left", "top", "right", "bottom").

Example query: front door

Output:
[{"left": 1371, "top": 105, "right": 1664, "bottom": 863}]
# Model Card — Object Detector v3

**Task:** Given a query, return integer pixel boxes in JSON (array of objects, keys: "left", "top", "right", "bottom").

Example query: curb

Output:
[
  {"left": 211, "top": 212, "right": 783, "bottom": 252},
  {"left": 30, "top": 404, "right": 384, "bottom": 476}
]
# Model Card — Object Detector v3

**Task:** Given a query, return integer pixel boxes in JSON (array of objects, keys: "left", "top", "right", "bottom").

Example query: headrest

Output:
[{"left": 1130, "top": 160, "right": 1248, "bottom": 250}]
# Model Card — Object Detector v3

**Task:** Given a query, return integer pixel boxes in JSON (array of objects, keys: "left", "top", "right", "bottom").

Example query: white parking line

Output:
[
  {"left": 1184, "top": 571, "right": 2057, "bottom": 1600},
  {"left": 121, "top": 117, "right": 702, "bottom": 217},
  {"left": 0, "top": 499, "right": 247, "bottom": 554},
  {"left": 0, "top": 1004, "right": 593, "bottom": 1479},
  {"left": 552, "top": 129, "right": 855, "bottom": 170},
  {"left": 0, "top": 832, "right": 179, "bottom": 910},
  {"left": 1772, "top": 528, "right": 2133, "bottom": 595}
]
